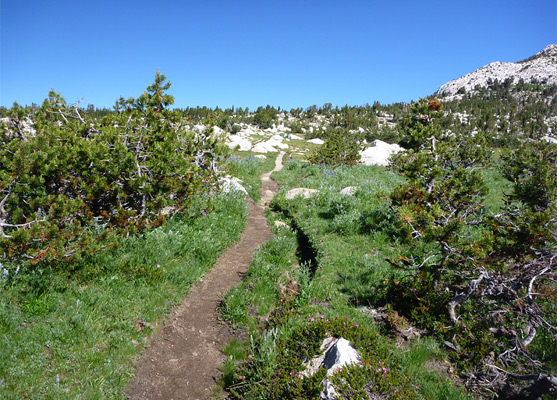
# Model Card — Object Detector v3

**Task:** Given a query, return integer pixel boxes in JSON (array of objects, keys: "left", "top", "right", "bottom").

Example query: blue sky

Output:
[{"left": 1, "top": 1, "right": 555, "bottom": 110}]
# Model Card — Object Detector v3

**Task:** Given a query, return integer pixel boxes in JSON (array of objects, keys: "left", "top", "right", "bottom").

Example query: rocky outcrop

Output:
[
  {"left": 251, "top": 141, "right": 278, "bottom": 153},
  {"left": 0, "top": 116, "right": 37, "bottom": 139},
  {"left": 437, "top": 44, "right": 557, "bottom": 97},
  {"left": 359, "top": 140, "right": 403, "bottom": 166},
  {"left": 226, "top": 135, "right": 252, "bottom": 151}
]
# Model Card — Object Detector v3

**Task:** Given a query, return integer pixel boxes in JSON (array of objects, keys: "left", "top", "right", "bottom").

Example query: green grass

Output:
[
  {"left": 0, "top": 150, "right": 283, "bottom": 399},
  {"left": 220, "top": 160, "right": 474, "bottom": 399},
  {"left": 225, "top": 153, "right": 277, "bottom": 201},
  {"left": 0, "top": 193, "right": 248, "bottom": 399},
  {"left": 220, "top": 226, "right": 299, "bottom": 331},
  {"left": 482, "top": 165, "right": 513, "bottom": 212}
]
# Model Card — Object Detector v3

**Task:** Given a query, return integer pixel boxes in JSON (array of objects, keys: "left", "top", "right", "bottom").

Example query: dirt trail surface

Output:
[{"left": 126, "top": 152, "right": 284, "bottom": 400}]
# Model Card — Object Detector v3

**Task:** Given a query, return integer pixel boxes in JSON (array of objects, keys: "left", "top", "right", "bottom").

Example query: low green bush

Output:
[
  {"left": 0, "top": 72, "right": 227, "bottom": 268},
  {"left": 232, "top": 316, "right": 418, "bottom": 400}
]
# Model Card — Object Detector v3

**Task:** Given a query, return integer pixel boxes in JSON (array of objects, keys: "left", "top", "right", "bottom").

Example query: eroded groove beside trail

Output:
[
  {"left": 293, "top": 222, "right": 319, "bottom": 278},
  {"left": 126, "top": 152, "right": 284, "bottom": 400}
]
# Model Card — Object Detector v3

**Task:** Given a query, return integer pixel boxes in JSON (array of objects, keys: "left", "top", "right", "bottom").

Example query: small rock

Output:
[
  {"left": 219, "top": 176, "right": 248, "bottom": 196},
  {"left": 340, "top": 186, "right": 358, "bottom": 196},
  {"left": 307, "top": 138, "right": 325, "bottom": 145},
  {"left": 302, "top": 337, "right": 362, "bottom": 400},
  {"left": 274, "top": 220, "right": 289, "bottom": 229},
  {"left": 285, "top": 188, "right": 319, "bottom": 200},
  {"left": 322, "top": 338, "right": 361, "bottom": 375}
]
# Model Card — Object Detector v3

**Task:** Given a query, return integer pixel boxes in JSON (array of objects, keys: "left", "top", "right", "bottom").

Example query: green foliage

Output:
[
  {"left": 501, "top": 141, "right": 557, "bottom": 212},
  {"left": 386, "top": 103, "right": 556, "bottom": 395},
  {"left": 0, "top": 72, "right": 227, "bottom": 267},
  {"left": 252, "top": 105, "right": 278, "bottom": 129},
  {"left": 398, "top": 98, "right": 443, "bottom": 150},
  {"left": 231, "top": 317, "right": 418, "bottom": 400},
  {"left": 307, "top": 129, "right": 364, "bottom": 167},
  {"left": 0, "top": 193, "right": 247, "bottom": 399},
  {"left": 222, "top": 160, "right": 471, "bottom": 400},
  {"left": 138, "top": 69, "right": 175, "bottom": 113}
]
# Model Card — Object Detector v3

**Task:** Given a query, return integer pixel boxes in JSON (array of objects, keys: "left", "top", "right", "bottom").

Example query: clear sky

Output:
[{"left": 1, "top": 1, "right": 555, "bottom": 110}]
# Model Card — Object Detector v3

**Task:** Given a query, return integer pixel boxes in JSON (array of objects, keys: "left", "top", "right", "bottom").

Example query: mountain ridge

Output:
[{"left": 437, "top": 44, "right": 557, "bottom": 97}]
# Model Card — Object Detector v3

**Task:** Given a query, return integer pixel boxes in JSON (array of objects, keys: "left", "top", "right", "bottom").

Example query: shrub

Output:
[
  {"left": 386, "top": 101, "right": 556, "bottom": 397},
  {"left": 0, "top": 72, "right": 228, "bottom": 267},
  {"left": 230, "top": 316, "right": 418, "bottom": 399},
  {"left": 307, "top": 128, "right": 363, "bottom": 167}
]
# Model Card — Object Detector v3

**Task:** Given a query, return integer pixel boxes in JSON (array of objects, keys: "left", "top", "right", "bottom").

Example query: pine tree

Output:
[{"left": 142, "top": 69, "right": 175, "bottom": 113}]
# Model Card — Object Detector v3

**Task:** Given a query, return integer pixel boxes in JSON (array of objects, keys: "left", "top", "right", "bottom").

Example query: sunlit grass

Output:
[
  {"left": 0, "top": 193, "right": 249, "bottom": 399},
  {"left": 221, "top": 160, "right": 473, "bottom": 399}
]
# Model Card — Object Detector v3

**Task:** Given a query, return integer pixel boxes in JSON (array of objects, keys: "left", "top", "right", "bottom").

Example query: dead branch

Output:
[{"left": 448, "top": 270, "right": 488, "bottom": 322}]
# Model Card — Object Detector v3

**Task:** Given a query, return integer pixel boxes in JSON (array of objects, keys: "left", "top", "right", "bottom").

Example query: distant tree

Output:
[{"left": 308, "top": 128, "right": 363, "bottom": 167}]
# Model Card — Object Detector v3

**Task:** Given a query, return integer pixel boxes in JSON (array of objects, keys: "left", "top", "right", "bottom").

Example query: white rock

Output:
[
  {"left": 285, "top": 188, "right": 319, "bottom": 200},
  {"left": 437, "top": 44, "right": 557, "bottom": 97},
  {"left": 264, "top": 138, "right": 289, "bottom": 149},
  {"left": 288, "top": 134, "right": 304, "bottom": 140},
  {"left": 308, "top": 138, "right": 325, "bottom": 145},
  {"left": 322, "top": 338, "right": 361, "bottom": 375},
  {"left": 320, "top": 378, "right": 338, "bottom": 400},
  {"left": 302, "top": 338, "right": 362, "bottom": 400},
  {"left": 226, "top": 135, "right": 252, "bottom": 151},
  {"left": 274, "top": 220, "right": 290, "bottom": 229},
  {"left": 340, "top": 186, "right": 358, "bottom": 196},
  {"left": 218, "top": 176, "right": 248, "bottom": 196},
  {"left": 212, "top": 125, "right": 225, "bottom": 136},
  {"left": 360, "top": 140, "right": 403, "bottom": 166},
  {"left": 252, "top": 142, "right": 278, "bottom": 153},
  {"left": 193, "top": 124, "right": 206, "bottom": 133},
  {"left": 0, "top": 116, "right": 36, "bottom": 138},
  {"left": 254, "top": 154, "right": 267, "bottom": 159},
  {"left": 237, "top": 127, "right": 257, "bottom": 137},
  {"left": 541, "top": 135, "right": 557, "bottom": 144}
]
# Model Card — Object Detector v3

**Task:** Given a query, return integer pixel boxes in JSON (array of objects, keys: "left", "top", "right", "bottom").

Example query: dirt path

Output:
[{"left": 126, "top": 152, "right": 285, "bottom": 400}]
